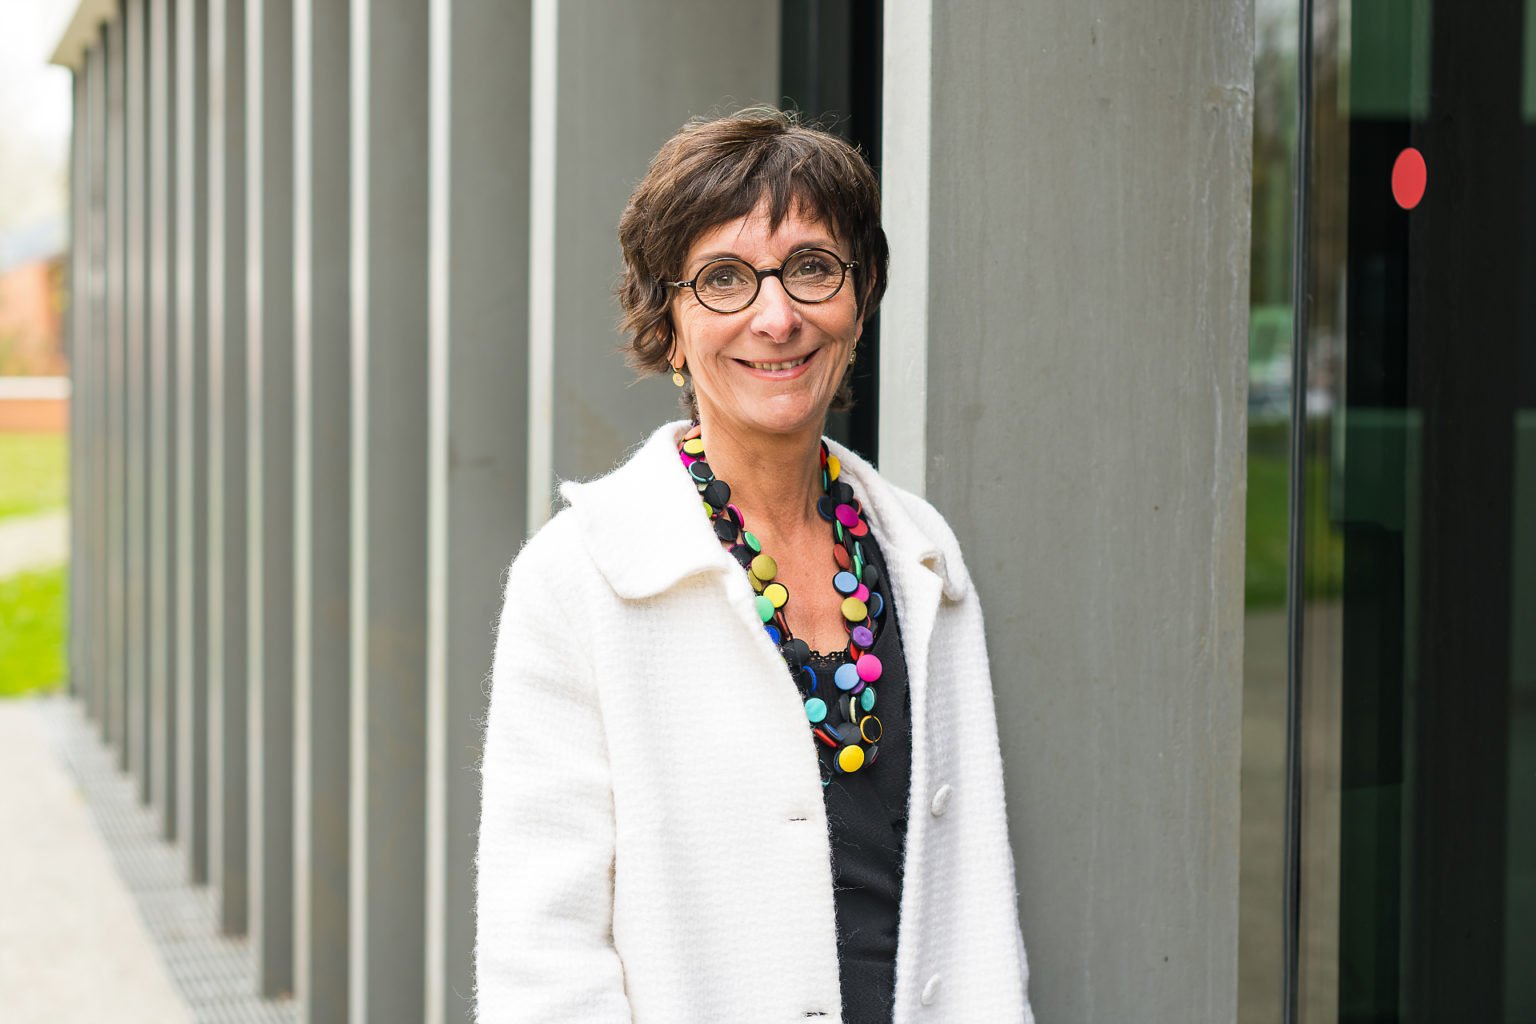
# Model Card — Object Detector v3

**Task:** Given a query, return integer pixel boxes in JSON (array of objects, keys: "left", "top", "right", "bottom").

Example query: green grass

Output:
[
  {"left": 1246, "top": 448, "right": 1292, "bottom": 608},
  {"left": 0, "top": 433, "right": 69, "bottom": 521},
  {"left": 0, "top": 565, "right": 67, "bottom": 697},
  {"left": 1246, "top": 422, "right": 1347, "bottom": 609}
]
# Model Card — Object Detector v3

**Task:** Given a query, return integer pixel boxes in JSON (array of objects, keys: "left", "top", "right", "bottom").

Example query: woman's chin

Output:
[{"left": 709, "top": 395, "right": 832, "bottom": 440}]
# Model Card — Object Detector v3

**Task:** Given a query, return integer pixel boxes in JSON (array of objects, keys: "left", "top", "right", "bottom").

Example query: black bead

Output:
[
  {"left": 831, "top": 481, "right": 855, "bottom": 504},
  {"left": 861, "top": 562, "right": 881, "bottom": 588},
  {"left": 702, "top": 478, "right": 731, "bottom": 508},
  {"left": 713, "top": 517, "right": 738, "bottom": 542},
  {"left": 781, "top": 638, "right": 811, "bottom": 672},
  {"left": 816, "top": 495, "right": 838, "bottom": 522},
  {"left": 730, "top": 543, "right": 755, "bottom": 567}
]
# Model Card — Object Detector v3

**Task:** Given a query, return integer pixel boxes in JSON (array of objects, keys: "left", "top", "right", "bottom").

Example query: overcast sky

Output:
[{"left": 0, "top": 1, "right": 78, "bottom": 234}]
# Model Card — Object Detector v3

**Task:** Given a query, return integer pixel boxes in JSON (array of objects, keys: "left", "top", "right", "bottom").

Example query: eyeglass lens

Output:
[{"left": 694, "top": 249, "right": 846, "bottom": 312}]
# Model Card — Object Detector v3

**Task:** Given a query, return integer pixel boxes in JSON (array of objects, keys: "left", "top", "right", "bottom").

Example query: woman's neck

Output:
[{"left": 695, "top": 416, "right": 825, "bottom": 537}]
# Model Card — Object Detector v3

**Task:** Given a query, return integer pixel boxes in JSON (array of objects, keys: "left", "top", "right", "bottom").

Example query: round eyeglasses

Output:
[{"left": 665, "top": 248, "right": 858, "bottom": 314}]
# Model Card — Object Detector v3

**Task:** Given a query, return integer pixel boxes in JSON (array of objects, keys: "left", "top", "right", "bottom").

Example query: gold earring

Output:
[
  {"left": 667, "top": 338, "right": 685, "bottom": 386},
  {"left": 847, "top": 345, "right": 858, "bottom": 367}
]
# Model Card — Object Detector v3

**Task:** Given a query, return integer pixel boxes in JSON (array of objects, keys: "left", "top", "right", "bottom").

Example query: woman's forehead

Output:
[{"left": 684, "top": 198, "right": 841, "bottom": 265}]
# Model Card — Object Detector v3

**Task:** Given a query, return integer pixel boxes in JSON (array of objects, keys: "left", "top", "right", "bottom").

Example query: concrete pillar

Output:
[
  {"left": 208, "top": 0, "right": 250, "bottom": 935},
  {"left": 88, "top": 32, "right": 111, "bottom": 736},
  {"left": 106, "top": 11, "right": 127, "bottom": 760},
  {"left": 293, "top": 0, "right": 351, "bottom": 1015},
  {"left": 879, "top": 2, "right": 1252, "bottom": 1020},
  {"left": 246, "top": 0, "right": 296, "bottom": 994},
  {"left": 347, "top": 0, "right": 429, "bottom": 1016},
  {"left": 148, "top": 0, "right": 180, "bottom": 840},
  {"left": 423, "top": 3, "right": 529, "bottom": 1020},
  {"left": 526, "top": 0, "right": 780, "bottom": 524},
  {"left": 176, "top": 0, "right": 212, "bottom": 886},
  {"left": 69, "top": 70, "right": 89, "bottom": 707},
  {"left": 125, "top": 0, "right": 151, "bottom": 804}
]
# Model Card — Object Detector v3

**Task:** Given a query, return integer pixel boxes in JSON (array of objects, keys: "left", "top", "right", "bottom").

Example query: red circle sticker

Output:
[{"left": 1392, "top": 147, "right": 1427, "bottom": 209}]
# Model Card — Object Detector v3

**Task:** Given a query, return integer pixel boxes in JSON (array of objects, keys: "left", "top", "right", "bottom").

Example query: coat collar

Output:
[{"left": 560, "top": 420, "right": 971, "bottom": 603}]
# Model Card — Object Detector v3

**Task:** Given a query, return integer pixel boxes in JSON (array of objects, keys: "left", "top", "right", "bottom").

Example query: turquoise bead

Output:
[{"left": 805, "top": 697, "right": 827, "bottom": 723}]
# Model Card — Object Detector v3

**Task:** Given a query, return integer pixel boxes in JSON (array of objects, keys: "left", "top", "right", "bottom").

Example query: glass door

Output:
[{"left": 1295, "top": 1, "right": 1536, "bottom": 1020}]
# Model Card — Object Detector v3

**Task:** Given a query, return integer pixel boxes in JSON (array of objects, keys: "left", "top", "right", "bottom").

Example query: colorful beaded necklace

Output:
[{"left": 677, "top": 423, "right": 886, "bottom": 784}]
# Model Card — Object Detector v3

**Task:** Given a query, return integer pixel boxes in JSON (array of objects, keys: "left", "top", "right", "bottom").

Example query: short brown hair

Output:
[{"left": 616, "top": 107, "right": 888, "bottom": 415}]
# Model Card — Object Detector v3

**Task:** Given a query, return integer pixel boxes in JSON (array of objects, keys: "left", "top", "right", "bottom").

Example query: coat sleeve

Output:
[{"left": 474, "top": 521, "right": 633, "bottom": 1023}]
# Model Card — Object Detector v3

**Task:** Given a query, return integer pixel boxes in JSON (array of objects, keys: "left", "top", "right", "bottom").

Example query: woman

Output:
[{"left": 476, "top": 108, "right": 1034, "bottom": 1023}]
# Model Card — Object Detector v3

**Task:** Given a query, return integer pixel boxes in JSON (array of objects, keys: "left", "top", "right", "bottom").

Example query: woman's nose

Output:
[{"left": 750, "top": 276, "right": 801, "bottom": 341}]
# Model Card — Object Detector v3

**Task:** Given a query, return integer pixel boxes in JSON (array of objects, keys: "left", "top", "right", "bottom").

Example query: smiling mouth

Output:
[{"left": 738, "top": 351, "right": 814, "bottom": 371}]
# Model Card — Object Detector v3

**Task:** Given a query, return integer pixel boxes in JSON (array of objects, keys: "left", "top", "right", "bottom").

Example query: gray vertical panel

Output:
[
  {"left": 882, "top": 1, "right": 1252, "bottom": 1020},
  {"left": 424, "top": 2, "right": 529, "bottom": 1020},
  {"left": 349, "top": 0, "right": 429, "bottom": 1017},
  {"left": 90, "top": 34, "right": 112, "bottom": 737},
  {"left": 246, "top": 0, "right": 296, "bottom": 995},
  {"left": 535, "top": 0, "right": 779, "bottom": 501},
  {"left": 293, "top": 0, "right": 351, "bottom": 1016},
  {"left": 177, "top": 0, "right": 212, "bottom": 885},
  {"left": 69, "top": 70, "right": 88, "bottom": 707},
  {"left": 126, "top": 0, "right": 151, "bottom": 804},
  {"left": 149, "top": 0, "right": 181, "bottom": 840},
  {"left": 106, "top": 12, "right": 127, "bottom": 760},
  {"left": 208, "top": 0, "right": 250, "bottom": 935}
]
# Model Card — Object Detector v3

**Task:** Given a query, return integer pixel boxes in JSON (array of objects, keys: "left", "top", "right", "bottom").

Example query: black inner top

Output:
[{"left": 801, "top": 525, "right": 912, "bottom": 1024}]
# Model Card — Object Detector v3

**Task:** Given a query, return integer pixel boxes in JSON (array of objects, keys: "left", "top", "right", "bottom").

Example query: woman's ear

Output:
[
  {"left": 857, "top": 272, "right": 879, "bottom": 321},
  {"left": 664, "top": 327, "right": 684, "bottom": 371}
]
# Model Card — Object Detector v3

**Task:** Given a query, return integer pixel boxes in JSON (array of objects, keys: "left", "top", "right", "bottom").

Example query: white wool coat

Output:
[{"left": 475, "top": 421, "right": 1034, "bottom": 1023}]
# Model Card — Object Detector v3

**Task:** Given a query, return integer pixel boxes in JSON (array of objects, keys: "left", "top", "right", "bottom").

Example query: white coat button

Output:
[
  {"left": 930, "top": 784, "right": 953, "bottom": 817},
  {"left": 921, "top": 973, "right": 941, "bottom": 1005}
]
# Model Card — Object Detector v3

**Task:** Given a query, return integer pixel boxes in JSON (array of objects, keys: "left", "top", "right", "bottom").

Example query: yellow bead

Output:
[
  {"left": 837, "top": 744, "right": 865, "bottom": 773},
  {"left": 750, "top": 553, "right": 778, "bottom": 581},
  {"left": 749, "top": 573, "right": 765, "bottom": 593},
  {"left": 763, "top": 582, "right": 789, "bottom": 608},
  {"left": 840, "top": 596, "right": 868, "bottom": 622},
  {"left": 827, "top": 455, "right": 841, "bottom": 481},
  {"left": 702, "top": 501, "right": 714, "bottom": 516},
  {"left": 682, "top": 437, "right": 705, "bottom": 456}
]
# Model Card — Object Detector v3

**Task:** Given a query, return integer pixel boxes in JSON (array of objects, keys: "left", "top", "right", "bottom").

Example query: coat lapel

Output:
[
  {"left": 559, "top": 423, "right": 739, "bottom": 600},
  {"left": 561, "top": 422, "right": 969, "bottom": 602},
  {"left": 560, "top": 423, "right": 971, "bottom": 719}
]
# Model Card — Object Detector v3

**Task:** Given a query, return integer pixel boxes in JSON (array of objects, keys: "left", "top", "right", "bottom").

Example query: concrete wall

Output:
[
  {"left": 528, "top": 0, "right": 781, "bottom": 520},
  {"left": 882, "top": 1, "right": 1253, "bottom": 1020}
]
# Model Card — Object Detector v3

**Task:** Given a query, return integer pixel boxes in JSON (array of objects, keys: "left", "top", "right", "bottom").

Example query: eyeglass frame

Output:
[{"left": 663, "top": 247, "right": 860, "bottom": 314}]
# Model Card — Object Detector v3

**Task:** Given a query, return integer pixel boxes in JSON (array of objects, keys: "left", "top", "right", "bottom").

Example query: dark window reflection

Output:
[{"left": 1301, "top": 1, "right": 1536, "bottom": 1021}]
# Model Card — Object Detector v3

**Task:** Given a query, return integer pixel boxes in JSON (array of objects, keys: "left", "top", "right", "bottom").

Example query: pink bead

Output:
[
  {"left": 680, "top": 452, "right": 697, "bottom": 467},
  {"left": 857, "top": 653, "right": 882, "bottom": 682},
  {"left": 835, "top": 503, "right": 859, "bottom": 527},
  {"left": 853, "top": 584, "right": 869, "bottom": 603}
]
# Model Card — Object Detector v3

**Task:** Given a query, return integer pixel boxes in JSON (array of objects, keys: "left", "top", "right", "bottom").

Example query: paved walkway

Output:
[
  {"left": 0, "top": 509, "right": 69, "bottom": 577},
  {"left": 0, "top": 698, "right": 193, "bottom": 1024}
]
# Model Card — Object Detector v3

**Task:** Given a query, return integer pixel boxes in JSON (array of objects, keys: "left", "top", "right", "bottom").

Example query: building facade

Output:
[{"left": 53, "top": 1, "right": 1533, "bottom": 1023}]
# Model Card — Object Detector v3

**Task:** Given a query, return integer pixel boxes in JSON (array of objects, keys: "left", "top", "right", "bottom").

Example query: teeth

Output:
[{"left": 745, "top": 355, "right": 808, "bottom": 371}]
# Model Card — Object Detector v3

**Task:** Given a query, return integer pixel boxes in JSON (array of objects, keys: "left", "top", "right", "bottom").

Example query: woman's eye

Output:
[
  {"left": 790, "top": 255, "right": 834, "bottom": 277},
  {"left": 705, "top": 266, "right": 748, "bottom": 289}
]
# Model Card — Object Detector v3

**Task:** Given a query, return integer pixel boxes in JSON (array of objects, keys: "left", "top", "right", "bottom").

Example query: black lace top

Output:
[{"left": 804, "top": 525, "right": 912, "bottom": 1024}]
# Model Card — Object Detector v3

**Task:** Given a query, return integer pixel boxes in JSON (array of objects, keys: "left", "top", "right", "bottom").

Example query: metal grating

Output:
[{"left": 40, "top": 698, "right": 298, "bottom": 1024}]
